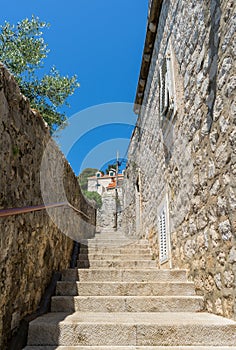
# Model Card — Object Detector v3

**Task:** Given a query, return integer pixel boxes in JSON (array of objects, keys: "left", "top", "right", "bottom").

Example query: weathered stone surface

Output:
[
  {"left": 51, "top": 295, "right": 204, "bottom": 313},
  {"left": 26, "top": 312, "right": 236, "bottom": 346},
  {"left": 0, "top": 65, "right": 96, "bottom": 350},
  {"left": 23, "top": 231, "right": 236, "bottom": 347},
  {"left": 23, "top": 347, "right": 236, "bottom": 350},
  {"left": 122, "top": 0, "right": 236, "bottom": 320},
  {"left": 56, "top": 281, "right": 196, "bottom": 297},
  {"left": 96, "top": 189, "right": 123, "bottom": 232}
]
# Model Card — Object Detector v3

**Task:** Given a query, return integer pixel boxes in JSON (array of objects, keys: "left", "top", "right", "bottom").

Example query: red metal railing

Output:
[{"left": 0, "top": 201, "right": 90, "bottom": 219}]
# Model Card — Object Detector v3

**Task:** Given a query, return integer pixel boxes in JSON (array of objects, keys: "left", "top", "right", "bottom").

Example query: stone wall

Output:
[
  {"left": 0, "top": 64, "right": 96, "bottom": 349},
  {"left": 97, "top": 189, "right": 123, "bottom": 231},
  {"left": 123, "top": 0, "right": 236, "bottom": 319}
]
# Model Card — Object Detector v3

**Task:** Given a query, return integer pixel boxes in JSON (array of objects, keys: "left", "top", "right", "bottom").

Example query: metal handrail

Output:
[{"left": 0, "top": 201, "right": 90, "bottom": 219}]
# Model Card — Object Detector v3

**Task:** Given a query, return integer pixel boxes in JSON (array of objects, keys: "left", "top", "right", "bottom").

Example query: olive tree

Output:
[{"left": 0, "top": 16, "right": 79, "bottom": 131}]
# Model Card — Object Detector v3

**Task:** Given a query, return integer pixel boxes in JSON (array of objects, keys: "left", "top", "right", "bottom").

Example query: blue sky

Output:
[{"left": 0, "top": 0, "right": 148, "bottom": 174}]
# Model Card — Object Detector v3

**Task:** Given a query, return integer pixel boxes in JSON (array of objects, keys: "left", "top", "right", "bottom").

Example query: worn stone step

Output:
[
  {"left": 56, "top": 281, "right": 196, "bottom": 296},
  {"left": 77, "top": 260, "right": 156, "bottom": 269},
  {"left": 79, "top": 247, "right": 150, "bottom": 254},
  {"left": 93, "top": 235, "right": 135, "bottom": 240},
  {"left": 78, "top": 253, "right": 152, "bottom": 260},
  {"left": 81, "top": 238, "right": 144, "bottom": 242},
  {"left": 81, "top": 245, "right": 150, "bottom": 250},
  {"left": 24, "top": 347, "right": 236, "bottom": 350},
  {"left": 51, "top": 295, "right": 204, "bottom": 313},
  {"left": 80, "top": 239, "right": 142, "bottom": 245},
  {"left": 26, "top": 312, "right": 236, "bottom": 346},
  {"left": 81, "top": 238, "right": 147, "bottom": 243},
  {"left": 81, "top": 245, "right": 148, "bottom": 250},
  {"left": 61, "top": 269, "right": 188, "bottom": 282},
  {"left": 80, "top": 240, "right": 149, "bottom": 246}
]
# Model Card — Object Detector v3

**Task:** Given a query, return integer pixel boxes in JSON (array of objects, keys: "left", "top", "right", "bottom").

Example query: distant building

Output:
[
  {"left": 88, "top": 170, "right": 124, "bottom": 231},
  {"left": 87, "top": 171, "right": 124, "bottom": 195}
]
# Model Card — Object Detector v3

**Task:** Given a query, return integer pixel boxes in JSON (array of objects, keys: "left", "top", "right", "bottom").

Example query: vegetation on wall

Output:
[
  {"left": 0, "top": 16, "right": 79, "bottom": 131},
  {"left": 82, "top": 190, "right": 102, "bottom": 209},
  {"left": 78, "top": 168, "right": 99, "bottom": 191}
]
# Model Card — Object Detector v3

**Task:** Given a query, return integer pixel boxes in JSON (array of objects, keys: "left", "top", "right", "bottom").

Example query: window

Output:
[
  {"left": 159, "top": 44, "right": 176, "bottom": 123},
  {"left": 109, "top": 171, "right": 115, "bottom": 177},
  {"left": 159, "top": 43, "right": 177, "bottom": 164},
  {"left": 96, "top": 172, "right": 101, "bottom": 178}
]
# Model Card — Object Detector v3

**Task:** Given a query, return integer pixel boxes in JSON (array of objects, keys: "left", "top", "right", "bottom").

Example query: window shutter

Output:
[
  {"left": 159, "top": 209, "right": 168, "bottom": 262},
  {"left": 159, "top": 59, "right": 167, "bottom": 116},
  {"left": 159, "top": 45, "right": 176, "bottom": 122},
  {"left": 163, "top": 60, "right": 169, "bottom": 112}
]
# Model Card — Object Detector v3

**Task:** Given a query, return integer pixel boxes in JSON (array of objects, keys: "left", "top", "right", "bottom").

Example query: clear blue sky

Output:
[{"left": 0, "top": 0, "right": 148, "bottom": 174}]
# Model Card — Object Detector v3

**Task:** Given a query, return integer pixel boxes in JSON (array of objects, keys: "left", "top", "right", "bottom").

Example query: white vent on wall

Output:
[{"left": 159, "top": 208, "right": 168, "bottom": 263}]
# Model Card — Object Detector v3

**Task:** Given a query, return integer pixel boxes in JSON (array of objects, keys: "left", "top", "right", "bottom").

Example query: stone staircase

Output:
[{"left": 24, "top": 231, "right": 236, "bottom": 349}]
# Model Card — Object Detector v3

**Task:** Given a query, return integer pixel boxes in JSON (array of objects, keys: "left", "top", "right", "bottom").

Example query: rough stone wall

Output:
[
  {"left": 123, "top": 0, "right": 236, "bottom": 319},
  {"left": 97, "top": 189, "right": 123, "bottom": 231},
  {"left": 0, "top": 64, "right": 96, "bottom": 349}
]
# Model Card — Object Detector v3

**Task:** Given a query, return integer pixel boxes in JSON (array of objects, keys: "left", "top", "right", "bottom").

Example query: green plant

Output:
[
  {"left": 83, "top": 190, "right": 102, "bottom": 209},
  {"left": 105, "top": 163, "right": 117, "bottom": 175},
  {"left": 12, "top": 145, "right": 19, "bottom": 156},
  {"left": 78, "top": 168, "right": 99, "bottom": 191},
  {"left": 0, "top": 16, "right": 79, "bottom": 131}
]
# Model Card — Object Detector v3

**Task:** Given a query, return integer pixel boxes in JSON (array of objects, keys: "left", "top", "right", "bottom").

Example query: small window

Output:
[
  {"left": 96, "top": 172, "right": 101, "bottom": 178},
  {"left": 109, "top": 171, "right": 115, "bottom": 177},
  {"left": 159, "top": 44, "right": 176, "bottom": 123}
]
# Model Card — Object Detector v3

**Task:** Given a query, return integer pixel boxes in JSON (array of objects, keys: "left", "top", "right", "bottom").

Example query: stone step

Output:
[
  {"left": 91, "top": 238, "right": 127, "bottom": 241},
  {"left": 26, "top": 312, "right": 236, "bottom": 346},
  {"left": 78, "top": 253, "right": 153, "bottom": 260},
  {"left": 81, "top": 238, "right": 147, "bottom": 243},
  {"left": 81, "top": 245, "right": 150, "bottom": 250},
  {"left": 80, "top": 245, "right": 149, "bottom": 250},
  {"left": 79, "top": 247, "right": 150, "bottom": 254},
  {"left": 51, "top": 295, "right": 204, "bottom": 313},
  {"left": 61, "top": 268, "right": 188, "bottom": 282},
  {"left": 94, "top": 235, "right": 135, "bottom": 239},
  {"left": 80, "top": 239, "right": 143, "bottom": 245},
  {"left": 77, "top": 260, "right": 156, "bottom": 269},
  {"left": 24, "top": 347, "right": 236, "bottom": 350},
  {"left": 80, "top": 240, "right": 149, "bottom": 246},
  {"left": 56, "top": 281, "right": 196, "bottom": 296}
]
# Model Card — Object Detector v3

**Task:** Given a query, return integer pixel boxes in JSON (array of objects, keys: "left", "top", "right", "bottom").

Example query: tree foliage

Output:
[
  {"left": 0, "top": 16, "right": 79, "bottom": 131},
  {"left": 78, "top": 168, "right": 103, "bottom": 209},
  {"left": 78, "top": 168, "right": 99, "bottom": 191},
  {"left": 105, "top": 163, "right": 117, "bottom": 174},
  {"left": 83, "top": 190, "right": 102, "bottom": 209}
]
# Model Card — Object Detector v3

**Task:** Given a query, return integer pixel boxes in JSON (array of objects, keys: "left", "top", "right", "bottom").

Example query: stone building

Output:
[
  {"left": 88, "top": 171, "right": 124, "bottom": 195},
  {"left": 88, "top": 171, "right": 124, "bottom": 231},
  {"left": 123, "top": 0, "right": 236, "bottom": 319}
]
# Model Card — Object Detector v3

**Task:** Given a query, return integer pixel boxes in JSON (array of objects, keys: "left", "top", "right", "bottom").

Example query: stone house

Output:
[
  {"left": 88, "top": 171, "right": 124, "bottom": 231},
  {"left": 123, "top": 0, "right": 236, "bottom": 319},
  {"left": 88, "top": 171, "right": 124, "bottom": 195}
]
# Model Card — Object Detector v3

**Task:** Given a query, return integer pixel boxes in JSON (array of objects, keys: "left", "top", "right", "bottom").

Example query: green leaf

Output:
[{"left": 0, "top": 16, "right": 79, "bottom": 132}]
